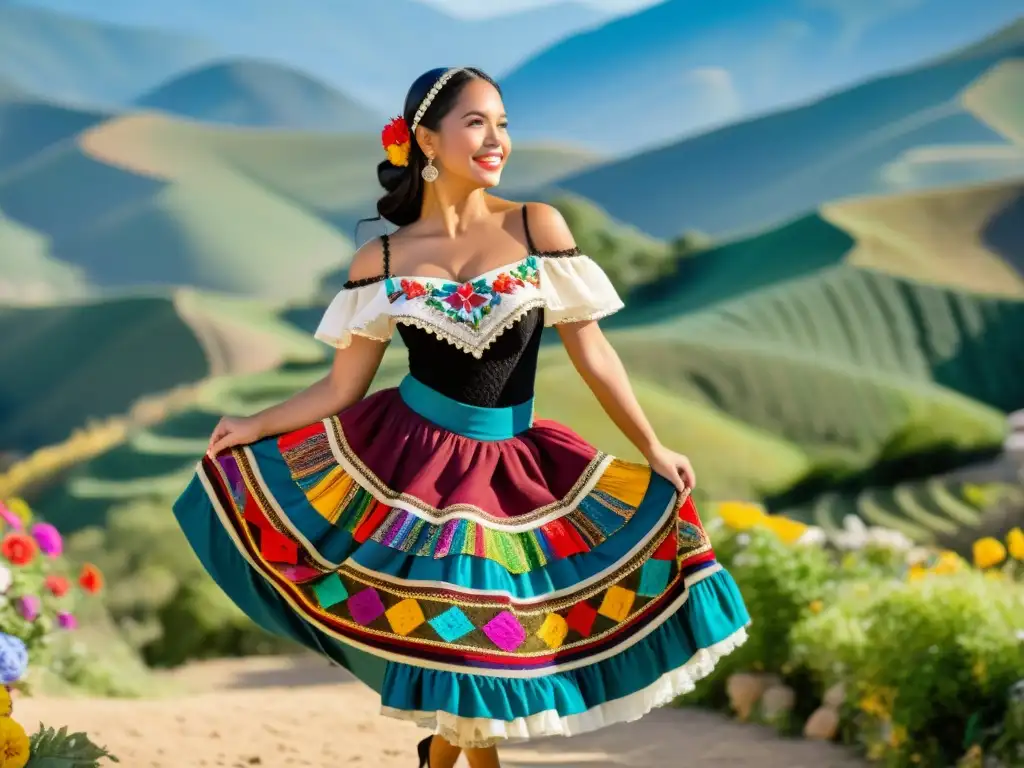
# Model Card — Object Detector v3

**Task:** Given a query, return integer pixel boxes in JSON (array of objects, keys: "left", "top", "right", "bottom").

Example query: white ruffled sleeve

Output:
[
  {"left": 313, "top": 283, "right": 393, "bottom": 348},
  {"left": 539, "top": 255, "right": 625, "bottom": 325}
]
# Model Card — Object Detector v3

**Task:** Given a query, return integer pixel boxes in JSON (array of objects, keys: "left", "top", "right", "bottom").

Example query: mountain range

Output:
[
  {"left": 133, "top": 60, "right": 383, "bottom": 133},
  {"left": 501, "top": 0, "right": 1024, "bottom": 150},
  {"left": 548, "top": 20, "right": 1024, "bottom": 237},
  {"left": 1, "top": 0, "right": 608, "bottom": 111},
  {"left": 3, "top": 0, "right": 1021, "bottom": 151}
]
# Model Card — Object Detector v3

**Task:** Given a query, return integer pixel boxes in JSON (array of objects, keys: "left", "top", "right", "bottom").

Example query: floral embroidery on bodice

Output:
[
  {"left": 313, "top": 252, "right": 624, "bottom": 368},
  {"left": 384, "top": 256, "right": 547, "bottom": 357}
]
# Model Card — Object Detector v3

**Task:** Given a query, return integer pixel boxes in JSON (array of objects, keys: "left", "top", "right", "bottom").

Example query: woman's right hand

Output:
[{"left": 206, "top": 416, "right": 263, "bottom": 459}]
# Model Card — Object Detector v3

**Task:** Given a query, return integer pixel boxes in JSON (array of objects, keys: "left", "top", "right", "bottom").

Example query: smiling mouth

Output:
[{"left": 473, "top": 154, "right": 503, "bottom": 170}]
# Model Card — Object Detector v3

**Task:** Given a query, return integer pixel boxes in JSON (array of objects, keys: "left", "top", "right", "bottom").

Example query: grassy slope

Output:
[
  {"left": 823, "top": 179, "right": 1024, "bottom": 298},
  {"left": 132, "top": 59, "right": 383, "bottom": 133},
  {"left": 81, "top": 113, "right": 604, "bottom": 219},
  {"left": 0, "top": 109, "right": 604, "bottom": 299},
  {"left": 0, "top": 297, "right": 209, "bottom": 452},
  {"left": 0, "top": 93, "right": 110, "bottom": 175},
  {"left": 962, "top": 57, "right": 1024, "bottom": 146},
  {"left": 0, "top": 284, "right": 324, "bottom": 454},
  {"left": 0, "top": 207, "right": 88, "bottom": 301},
  {"left": 621, "top": 266, "right": 1020, "bottom": 461},
  {"left": 53, "top": 163, "right": 352, "bottom": 299}
]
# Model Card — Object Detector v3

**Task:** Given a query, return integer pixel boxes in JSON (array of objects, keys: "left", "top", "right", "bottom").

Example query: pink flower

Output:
[
  {"left": 30, "top": 523, "right": 62, "bottom": 558},
  {"left": 443, "top": 283, "right": 488, "bottom": 313},
  {"left": 0, "top": 504, "right": 21, "bottom": 531},
  {"left": 56, "top": 612, "right": 77, "bottom": 630},
  {"left": 16, "top": 595, "right": 39, "bottom": 622}
]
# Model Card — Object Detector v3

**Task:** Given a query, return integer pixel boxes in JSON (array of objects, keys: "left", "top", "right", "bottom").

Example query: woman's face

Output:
[{"left": 430, "top": 78, "right": 511, "bottom": 189}]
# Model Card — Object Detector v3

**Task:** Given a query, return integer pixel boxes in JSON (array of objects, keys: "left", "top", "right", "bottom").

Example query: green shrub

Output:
[
  {"left": 793, "top": 572, "right": 1024, "bottom": 765},
  {"left": 66, "top": 499, "right": 296, "bottom": 668},
  {"left": 550, "top": 195, "right": 677, "bottom": 292}
]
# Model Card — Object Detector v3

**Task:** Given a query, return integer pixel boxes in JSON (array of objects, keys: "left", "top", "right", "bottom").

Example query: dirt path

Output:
[{"left": 18, "top": 656, "right": 868, "bottom": 768}]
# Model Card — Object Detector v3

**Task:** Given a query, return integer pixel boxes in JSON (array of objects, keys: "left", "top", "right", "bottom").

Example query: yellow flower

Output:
[
  {"left": 0, "top": 687, "right": 10, "bottom": 717},
  {"left": 1, "top": 500, "right": 31, "bottom": 527},
  {"left": 859, "top": 687, "right": 896, "bottom": 719},
  {"left": 907, "top": 564, "right": 929, "bottom": 582},
  {"left": 888, "top": 724, "right": 908, "bottom": 748},
  {"left": 972, "top": 537, "right": 1007, "bottom": 570},
  {"left": 759, "top": 514, "right": 809, "bottom": 545},
  {"left": 932, "top": 550, "right": 964, "bottom": 575},
  {"left": 385, "top": 142, "right": 410, "bottom": 167},
  {"left": 809, "top": 599, "right": 824, "bottom": 614},
  {"left": 867, "top": 741, "right": 887, "bottom": 761},
  {"left": 0, "top": 717, "right": 29, "bottom": 768},
  {"left": 1007, "top": 528, "right": 1024, "bottom": 561},
  {"left": 716, "top": 501, "right": 766, "bottom": 531}
]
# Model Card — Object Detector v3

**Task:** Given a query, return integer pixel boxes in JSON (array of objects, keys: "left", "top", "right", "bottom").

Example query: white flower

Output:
[
  {"left": 797, "top": 526, "right": 828, "bottom": 546},
  {"left": 0, "top": 565, "right": 11, "bottom": 594},
  {"left": 866, "top": 527, "right": 914, "bottom": 552},
  {"left": 831, "top": 515, "right": 869, "bottom": 550}
]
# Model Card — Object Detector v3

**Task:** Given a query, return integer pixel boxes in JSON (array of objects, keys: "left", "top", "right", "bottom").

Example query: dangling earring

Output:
[{"left": 421, "top": 156, "right": 439, "bottom": 183}]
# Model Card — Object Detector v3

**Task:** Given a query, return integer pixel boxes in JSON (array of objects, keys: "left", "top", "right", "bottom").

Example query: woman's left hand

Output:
[{"left": 644, "top": 444, "right": 696, "bottom": 495}]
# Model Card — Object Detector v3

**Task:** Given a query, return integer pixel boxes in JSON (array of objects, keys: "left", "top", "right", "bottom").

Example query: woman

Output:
[{"left": 174, "top": 67, "right": 750, "bottom": 768}]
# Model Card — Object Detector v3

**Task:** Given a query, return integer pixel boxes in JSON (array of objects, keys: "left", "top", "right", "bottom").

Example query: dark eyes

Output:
[{"left": 467, "top": 118, "right": 509, "bottom": 129}]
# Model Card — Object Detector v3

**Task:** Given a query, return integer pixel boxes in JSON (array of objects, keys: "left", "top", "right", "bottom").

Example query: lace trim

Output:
[
  {"left": 381, "top": 625, "right": 750, "bottom": 748},
  {"left": 346, "top": 327, "right": 393, "bottom": 343},
  {"left": 391, "top": 297, "right": 548, "bottom": 359},
  {"left": 545, "top": 305, "right": 623, "bottom": 326}
]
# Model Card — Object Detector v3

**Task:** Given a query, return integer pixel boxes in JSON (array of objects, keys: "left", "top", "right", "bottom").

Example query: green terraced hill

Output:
[
  {"left": 0, "top": 289, "right": 322, "bottom": 453},
  {"left": 0, "top": 296, "right": 208, "bottom": 452}
]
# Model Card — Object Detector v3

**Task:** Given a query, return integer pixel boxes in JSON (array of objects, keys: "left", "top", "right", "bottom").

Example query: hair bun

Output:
[{"left": 377, "top": 160, "right": 408, "bottom": 194}]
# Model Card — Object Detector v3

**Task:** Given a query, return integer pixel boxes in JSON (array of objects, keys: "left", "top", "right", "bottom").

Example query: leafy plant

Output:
[{"left": 27, "top": 726, "right": 119, "bottom": 767}]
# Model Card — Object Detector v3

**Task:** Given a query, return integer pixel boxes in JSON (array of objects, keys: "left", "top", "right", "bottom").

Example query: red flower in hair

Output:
[
  {"left": 382, "top": 116, "right": 411, "bottom": 166},
  {"left": 382, "top": 116, "right": 410, "bottom": 149}
]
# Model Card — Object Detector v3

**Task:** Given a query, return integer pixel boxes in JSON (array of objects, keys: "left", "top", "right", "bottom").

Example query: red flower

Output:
[
  {"left": 401, "top": 279, "right": 426, "bottom": 299},
  {"left": 444, "top": 283, "right": 488, "bottom": 313},
  {"left": 381, "top": 116, "right": 410, "bottom": 149},
  {"left": 1, "top": 533, "right": 36, "bottom": 566},
  {"left": 78, "top": 563, "right": 104, "bottom": 594},
  {"left": 44, "top": 574, "right": 71, "bottom": 597},
  {"left": 492, "top": 273, "right": 523, "bottom": 294}
]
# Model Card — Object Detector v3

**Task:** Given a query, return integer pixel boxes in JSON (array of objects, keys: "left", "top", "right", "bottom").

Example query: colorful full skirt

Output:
[{"left": 173, "top": 375, "right": 750, "bottom": 748}]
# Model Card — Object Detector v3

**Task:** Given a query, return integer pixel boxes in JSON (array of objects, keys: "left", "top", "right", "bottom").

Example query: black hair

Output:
[{"left": 372, "top": 67, "right": 500, "bottom": 229}]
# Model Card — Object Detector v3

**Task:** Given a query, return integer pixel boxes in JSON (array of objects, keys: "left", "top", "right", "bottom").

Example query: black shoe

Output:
[{"left": 417, "top": 736, "right": 432, "bottom": 768}]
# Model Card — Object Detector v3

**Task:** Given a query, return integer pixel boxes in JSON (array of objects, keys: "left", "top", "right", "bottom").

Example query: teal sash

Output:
[{"left": 398, "top": 375, "right": 533, "bottom": 440}]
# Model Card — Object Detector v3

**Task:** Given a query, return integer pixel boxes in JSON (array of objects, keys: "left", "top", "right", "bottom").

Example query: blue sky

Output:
[{"left": 418, "top": 0, "right": 662, "bottom": 18}]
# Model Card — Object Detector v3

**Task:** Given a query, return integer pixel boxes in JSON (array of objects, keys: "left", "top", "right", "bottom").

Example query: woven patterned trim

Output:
[
  {"left": 282, "top": 456, "right": 658, "bottom": 574},
  {"left": 207, "top": 463, "right": 700, "bottom": 662}
]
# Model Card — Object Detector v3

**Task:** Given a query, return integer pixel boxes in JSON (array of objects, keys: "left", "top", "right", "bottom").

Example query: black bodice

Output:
[{"left": 396, "top": 308, "right": 545, "bottom": 408}]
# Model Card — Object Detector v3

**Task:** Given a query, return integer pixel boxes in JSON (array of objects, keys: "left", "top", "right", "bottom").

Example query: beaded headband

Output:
[
  {"left": 411, "top": 67, "right": 467, "bottom": 133},
  {"left": 380, "top": 68, "right": 470, "bottom": 167}
]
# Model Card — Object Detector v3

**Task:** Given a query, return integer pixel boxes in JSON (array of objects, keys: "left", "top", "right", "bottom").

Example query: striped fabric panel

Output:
[{"left": 279, "top": 429, "right": 652, "bottom": 574}]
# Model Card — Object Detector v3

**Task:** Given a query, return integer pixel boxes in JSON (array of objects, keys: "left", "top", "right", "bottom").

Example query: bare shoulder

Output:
[
  {"left": 522, "top": 202, "right": 577, "bottom": 252},
  {"left": 346, "top": 237, "right": 387, "bottom": 284}
]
